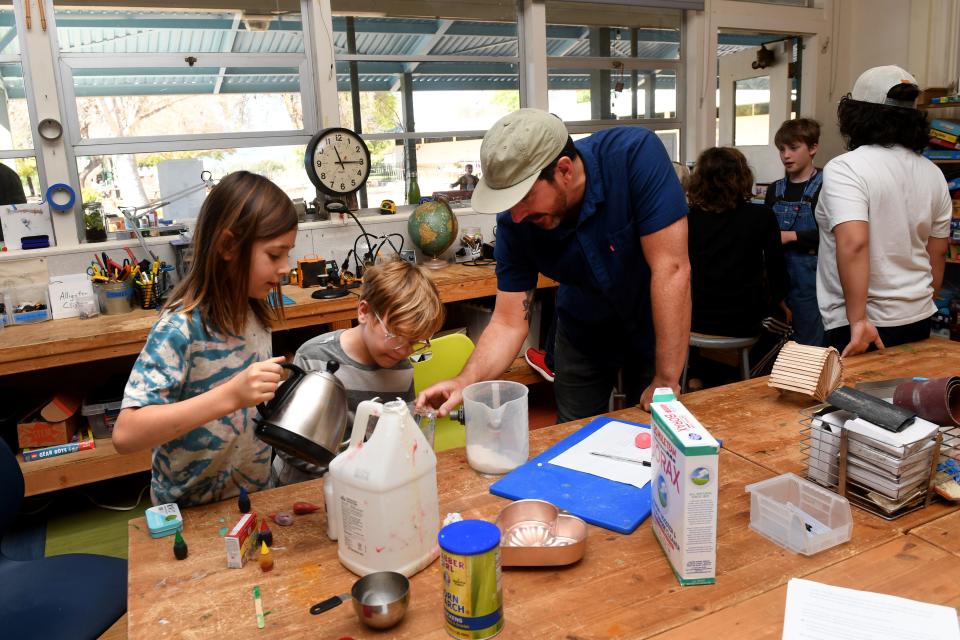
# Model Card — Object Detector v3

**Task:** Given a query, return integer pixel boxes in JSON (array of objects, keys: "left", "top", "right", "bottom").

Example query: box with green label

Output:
[{"left": 650, "top": 394, "right": 719, "bottom": 586}]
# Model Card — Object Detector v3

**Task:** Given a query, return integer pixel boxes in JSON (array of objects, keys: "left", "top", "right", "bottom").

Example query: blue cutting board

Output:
[{"left": 489, "top": 416, "right": 651, "bottom": 534}]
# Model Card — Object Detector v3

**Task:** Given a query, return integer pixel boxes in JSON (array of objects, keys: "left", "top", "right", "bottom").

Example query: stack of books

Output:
[
  {"left": 924, "top": 118, "right": 960, "bottom": 160},
  {"left": 21, "top": 428, "right": 95, "bottom": 462}
]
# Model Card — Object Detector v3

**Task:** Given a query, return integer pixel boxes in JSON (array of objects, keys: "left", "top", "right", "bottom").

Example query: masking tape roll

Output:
[{"left": 45, "top": 183, "right": 76, "bottom": 212}]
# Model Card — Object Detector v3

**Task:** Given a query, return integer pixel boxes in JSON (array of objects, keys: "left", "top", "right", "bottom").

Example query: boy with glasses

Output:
[{"left": 273, "top": 259, "right": 444, "bottom": 485}]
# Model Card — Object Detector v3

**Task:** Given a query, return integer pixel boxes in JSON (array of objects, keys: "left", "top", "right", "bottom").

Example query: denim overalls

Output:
[{"left": 771, "top": 172, "right": 825, "bottom": 346}]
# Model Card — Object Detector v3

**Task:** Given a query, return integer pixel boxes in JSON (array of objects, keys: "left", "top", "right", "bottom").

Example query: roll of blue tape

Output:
[{"left": 46, "top": 183, "right": 76, "bottom": 212}]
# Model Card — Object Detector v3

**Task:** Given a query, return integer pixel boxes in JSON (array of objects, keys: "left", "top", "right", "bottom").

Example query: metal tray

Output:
[{"left": 495, "top": 499, "right": 587, "bottom": 567}]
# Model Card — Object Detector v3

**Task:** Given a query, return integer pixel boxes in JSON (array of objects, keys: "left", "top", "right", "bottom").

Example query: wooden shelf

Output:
[
  {"left": 931, "top": 158, "right": 960, "bottom": 164},
  {"left": 8, "top": 263, "right": 559, "bottom": 496},
  {"left": 19, "top": 438, "right": 151, "bottom": 497}
]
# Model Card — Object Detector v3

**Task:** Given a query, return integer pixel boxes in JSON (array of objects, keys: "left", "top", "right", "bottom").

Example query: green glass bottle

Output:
[{"left": 407, "top": 171, "right": 421, "bottom": 205}]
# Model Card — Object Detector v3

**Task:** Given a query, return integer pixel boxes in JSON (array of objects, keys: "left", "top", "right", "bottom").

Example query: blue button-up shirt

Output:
[{"left": 494, "top": 127, "right": 687, "bottom": 356}]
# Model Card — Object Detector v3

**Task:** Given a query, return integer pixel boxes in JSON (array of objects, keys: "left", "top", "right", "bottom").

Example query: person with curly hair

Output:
[
  {"left": 686, "top": 147, "right": 788, "bottom": 339},
  {"left": 816, "top": 65, "right": 951, "bottom": 357}
]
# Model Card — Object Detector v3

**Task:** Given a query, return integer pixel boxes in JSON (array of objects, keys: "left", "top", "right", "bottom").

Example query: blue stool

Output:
[{"left": 0, "top": 439, "right": 127, "bottom": 639}]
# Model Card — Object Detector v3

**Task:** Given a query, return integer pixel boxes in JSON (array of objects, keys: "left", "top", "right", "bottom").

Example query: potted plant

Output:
[{"left": 83, "top": 203, "right": 106, "bottom": 243}]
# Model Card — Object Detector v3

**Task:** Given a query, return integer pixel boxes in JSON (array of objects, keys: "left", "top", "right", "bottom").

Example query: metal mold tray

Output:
[{"left": 495, "top": 499, "right": 587, "bottom": 567}]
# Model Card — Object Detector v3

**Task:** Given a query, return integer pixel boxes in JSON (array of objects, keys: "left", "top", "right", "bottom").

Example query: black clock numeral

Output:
[
  {"left": 326, "top": 138, "right": 331, "bottom": 145},
  {"left": 315, "top": 160, "right": 321, "bottom": 168},
  {"left": 359, "top": 159, "right": 364, "bottom": 165},
  {"left": 340, "top": 183, "right": 345, "bottom": 190},
  {"left": 336, "top": 134, "right": 343, "bottom": 141},
  {"left": 320, "top": 172, "right": 326, "bottom": 179},
  {"left": 351, "top": 179, "right": 356, "bottom": 186},
  {"left": 355, "top": 145, "right": 360, "bottom": 152},
  {"left": 356, "top": 169, "right": 361, "bottom": 176}
]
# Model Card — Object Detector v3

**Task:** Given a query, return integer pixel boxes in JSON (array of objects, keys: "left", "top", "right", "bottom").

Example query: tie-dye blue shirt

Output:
[{"left": 122, "top": 307, "right": 274, "bottom": 507}]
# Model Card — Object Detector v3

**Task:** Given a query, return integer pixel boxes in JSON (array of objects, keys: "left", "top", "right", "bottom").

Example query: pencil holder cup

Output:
[
  {"left": 136, "top": 281, "right": 157, "bottom": 310},
  {"left": 94, "top": 281, "right": 133, "bottom": 315}
]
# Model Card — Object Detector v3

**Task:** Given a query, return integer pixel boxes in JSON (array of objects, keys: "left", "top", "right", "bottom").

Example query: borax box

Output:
[{"left": 650, "top": 394, "right": 720, "bottom": 586}]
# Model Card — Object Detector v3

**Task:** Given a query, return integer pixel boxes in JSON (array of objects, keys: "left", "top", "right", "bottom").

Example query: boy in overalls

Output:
[{"left": 764, "top": 118, "right": 824, "bottom": 346}]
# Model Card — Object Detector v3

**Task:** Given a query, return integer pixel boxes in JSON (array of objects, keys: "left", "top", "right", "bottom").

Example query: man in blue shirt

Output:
[{"left": 417, "top": 109, "right": 690, "bottom": 421}]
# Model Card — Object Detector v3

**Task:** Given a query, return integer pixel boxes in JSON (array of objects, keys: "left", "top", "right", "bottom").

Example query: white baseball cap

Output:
[
  {"left": 471, "top": 109, "right": 569, "bottom": 214},
  {"left": 850, "top": 65, "right": 919, "bottom": 109}
]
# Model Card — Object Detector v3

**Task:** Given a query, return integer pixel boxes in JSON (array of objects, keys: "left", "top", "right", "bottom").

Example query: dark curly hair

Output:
[
  {"left": 686, "top": 147, "right": 754, "bottom": 214},
  {"left": 837, "top": 84, "right": 929, "bottom": 153},
  {"left": 538, "top": 136, "right": 579, "bottom": 182}
]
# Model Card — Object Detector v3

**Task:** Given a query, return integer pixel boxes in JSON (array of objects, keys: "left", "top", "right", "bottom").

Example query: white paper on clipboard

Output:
[{"left": 548, "top": 420, "right": 651, "bottom": 489}]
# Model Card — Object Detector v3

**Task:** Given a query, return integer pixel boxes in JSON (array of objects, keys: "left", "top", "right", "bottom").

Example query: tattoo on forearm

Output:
[{"left": 522, "top": 290, "right": 534, "bottom": 322}]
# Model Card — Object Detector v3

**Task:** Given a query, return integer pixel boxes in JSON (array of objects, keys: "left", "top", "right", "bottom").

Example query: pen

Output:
[{"left": 590, "top": 451, "right": 650, "bottom": 466}]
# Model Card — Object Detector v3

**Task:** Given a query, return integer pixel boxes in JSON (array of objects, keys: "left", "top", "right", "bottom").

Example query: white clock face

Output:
[{"left": 306, "top": 128, "right": 371, "bottom": 196}]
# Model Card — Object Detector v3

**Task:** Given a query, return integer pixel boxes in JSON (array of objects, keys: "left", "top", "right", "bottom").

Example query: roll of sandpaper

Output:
[
  {"left": 826, "top": 386, "right": 915, "bottom": 433},
  {"left": 893, "top": 377, "right": 960, "bottom": 427}
]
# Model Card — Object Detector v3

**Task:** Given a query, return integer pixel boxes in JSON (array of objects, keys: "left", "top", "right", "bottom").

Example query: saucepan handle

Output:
[{"left": 310, "top": 593, "right": 351, "bottom": 615}]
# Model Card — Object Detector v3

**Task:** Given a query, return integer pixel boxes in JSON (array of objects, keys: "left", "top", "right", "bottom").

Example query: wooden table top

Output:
[
  {"left": 911, "top": 509, "right": 960, "bottom": 558},
  {"left": 654, "top": 535, "right": 960, "bottom": 639},
  {"left": 127, "top": 335, "right": 960, "bottom": 640},
  {"left": 0, "top": 264, "right": 556, "bottom": 376}
]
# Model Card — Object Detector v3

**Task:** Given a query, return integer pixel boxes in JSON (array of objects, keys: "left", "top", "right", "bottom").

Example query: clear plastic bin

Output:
[
  {"left": 745, "top": 472, "right": 853, "bottom": 556},
  {"left": 82, "top": 398, "right": 123, "bottom": 438}
]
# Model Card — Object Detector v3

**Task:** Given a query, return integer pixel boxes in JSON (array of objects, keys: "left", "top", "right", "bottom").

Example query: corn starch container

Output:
[{"left": 438, "top": 520, "right": 503, "bottom": 639}]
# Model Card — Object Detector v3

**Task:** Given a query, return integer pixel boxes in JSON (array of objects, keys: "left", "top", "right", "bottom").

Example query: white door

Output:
[{"left": 717, "top": 39, "right": 793, "bottom": 183}]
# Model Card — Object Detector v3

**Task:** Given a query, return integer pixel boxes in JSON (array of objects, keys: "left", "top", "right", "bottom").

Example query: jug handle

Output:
[
  {"left": 257, "top": 362, "right": 305, "bottom": 417},
  {"left": 349, "top": 399, "right": 382, "bottom": 450}
]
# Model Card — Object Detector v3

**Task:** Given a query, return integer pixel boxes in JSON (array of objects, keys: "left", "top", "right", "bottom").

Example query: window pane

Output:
[
  {"left": 364, "top": 136, "right": 483, "bottom": 207},
  {"left": 548, "top": 68, "right": 675, "bottom": 121},
  {"left": 76, "top": 145, "right": 309, "bottom": 226},
  {"left": 734, "top": 76, "right": 770, "bottom": 146},
  {"left": 0, "top": 63, "right": 33, "bottom": 149},
  {"left": 73, "top": 67, "right": 303, "bottom": 138},
  {"left": 337, "top": 62, "right": 518, "bottom": 133},
  {"left": 0, "top": 157, "right": 38, "bottom": 200},
  {"left": 0, "top": 4, "right": 20, "bottom": 56},
  {"left": 54, "top": 7, "right": 304, "bottom": 54},
  {"left": 330, "top": 0, "right": 518, "bottom": 57},
  {"left": 546, "top": 3, "right": 680, "bottom": 59}
]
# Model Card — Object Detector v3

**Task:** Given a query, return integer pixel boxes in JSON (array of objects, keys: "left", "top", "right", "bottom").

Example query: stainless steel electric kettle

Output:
[{"left": 254, "top": 361, "right": 347, "bottom": 466}]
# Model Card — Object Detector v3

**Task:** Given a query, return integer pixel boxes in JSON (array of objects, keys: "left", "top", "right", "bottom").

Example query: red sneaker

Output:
[{"left": 524, "top": 347, "right": 555, "bottom": 382}]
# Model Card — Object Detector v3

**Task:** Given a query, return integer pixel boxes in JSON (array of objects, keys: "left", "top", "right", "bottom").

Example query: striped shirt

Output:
[
  {"left": 272, "top": 330, "right": 415, "bottom": 485},
  {"left": 122, "top": 307, "right": 274, "bottom": 507}
]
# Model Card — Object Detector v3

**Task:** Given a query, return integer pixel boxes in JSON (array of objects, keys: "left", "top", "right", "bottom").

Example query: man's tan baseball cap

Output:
[{"left": 471, "top": 109, "right": 569, "bottom": 214}]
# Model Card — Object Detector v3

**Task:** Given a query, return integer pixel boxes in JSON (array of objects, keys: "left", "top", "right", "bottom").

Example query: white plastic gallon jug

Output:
[{"left": 324, "top": 399, "right": 440, "bottom": 577}]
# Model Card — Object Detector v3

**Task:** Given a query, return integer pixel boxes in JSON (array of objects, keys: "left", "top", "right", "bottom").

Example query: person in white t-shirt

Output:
[{"left": 816, "top": 65, "right": 951, "bottom": 357}]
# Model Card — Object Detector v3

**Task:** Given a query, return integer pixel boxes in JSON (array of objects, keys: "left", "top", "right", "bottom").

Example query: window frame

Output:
[
  {"left": 0, "top": 2, "right": 47, "bottom": 190},
  {"left": 47, "top": 0, "right": 321, "bottom": 236}
]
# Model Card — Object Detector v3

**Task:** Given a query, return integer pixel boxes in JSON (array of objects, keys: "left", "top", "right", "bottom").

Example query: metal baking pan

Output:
[{"left": 495, "top": 499, "right": 587, "bottom": 567}]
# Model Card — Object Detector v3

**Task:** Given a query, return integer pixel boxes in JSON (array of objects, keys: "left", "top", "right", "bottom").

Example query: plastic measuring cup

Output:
[{"left": 462, "top": 380, "right": 529, "bottom": 474}]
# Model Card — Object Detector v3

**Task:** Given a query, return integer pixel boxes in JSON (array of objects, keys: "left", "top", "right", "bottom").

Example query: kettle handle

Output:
[
  {"left": 349, "top": 399, "right": 382, "bottom": 450},
  {"left": 257, "top": 362, "right": 306, "bottom": 417}
]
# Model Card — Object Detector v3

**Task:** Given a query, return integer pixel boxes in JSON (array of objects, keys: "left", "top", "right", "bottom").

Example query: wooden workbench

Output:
[
  {"left": 10, "top": 264, "right": 557, "bottom": 496},
  {"left": 125, "top": 338, "right": 960, "bottom": 639},
  {"left": 0, "top": 263, "right": 555, "bottom": 376}
]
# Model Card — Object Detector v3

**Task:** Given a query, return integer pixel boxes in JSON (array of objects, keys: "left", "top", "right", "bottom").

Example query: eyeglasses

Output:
[{"left": 374, "top": 312, "right": 431, "bottom": 355}]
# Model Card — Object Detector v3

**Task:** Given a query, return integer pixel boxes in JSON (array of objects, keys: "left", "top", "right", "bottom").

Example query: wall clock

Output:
[{"left": 304, "top": 127, "right": 371, "bottom": 196}]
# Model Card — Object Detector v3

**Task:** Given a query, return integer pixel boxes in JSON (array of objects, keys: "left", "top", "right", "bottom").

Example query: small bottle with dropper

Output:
[{"left": 258, "top": 540, "right": 274, "bottom": 572}]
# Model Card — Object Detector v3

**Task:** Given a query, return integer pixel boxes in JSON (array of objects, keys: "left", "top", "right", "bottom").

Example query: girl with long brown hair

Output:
[{"left": 113, "top": 171, "right": 298, "bottom": 506}]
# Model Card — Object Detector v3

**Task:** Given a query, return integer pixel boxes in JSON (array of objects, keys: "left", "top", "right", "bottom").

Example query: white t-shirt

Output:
[{"left": 815, "top": 144, "right": 951, "bottom": 331}]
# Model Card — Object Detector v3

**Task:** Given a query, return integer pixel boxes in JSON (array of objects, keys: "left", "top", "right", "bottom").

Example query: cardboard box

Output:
[
  {"left": 225, "top": 512, "right": 258, "bottom": 568},
  {"left": 650, "top": 394, "right": 720, "bottom": 586},
  {"left": 17, "top": 395, "right": 82, "bottom": 448}
]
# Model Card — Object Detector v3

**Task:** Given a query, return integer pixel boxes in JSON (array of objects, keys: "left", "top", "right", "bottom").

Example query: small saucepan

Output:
[{"left": 310, "top": 571, "right": 409, "bottom": 630}]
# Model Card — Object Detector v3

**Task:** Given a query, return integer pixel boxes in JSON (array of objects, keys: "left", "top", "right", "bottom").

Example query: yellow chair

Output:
[{"left": 410, "top": 333, "right": 475, "bottom": 451}]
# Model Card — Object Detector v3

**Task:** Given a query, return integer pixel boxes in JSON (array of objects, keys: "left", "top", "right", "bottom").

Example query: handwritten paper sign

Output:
[{"left": 48, "top": 274, "right": 94, "bottom": 320}]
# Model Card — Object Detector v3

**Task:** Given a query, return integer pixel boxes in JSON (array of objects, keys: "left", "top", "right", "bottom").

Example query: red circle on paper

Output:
[{"left": 634, "top": 432, "right": 651, "bottom": 449}]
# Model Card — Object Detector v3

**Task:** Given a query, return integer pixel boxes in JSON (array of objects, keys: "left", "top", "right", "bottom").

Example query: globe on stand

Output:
[{"left": 407, "top": 198, "right": 459, "bottom": 270}]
